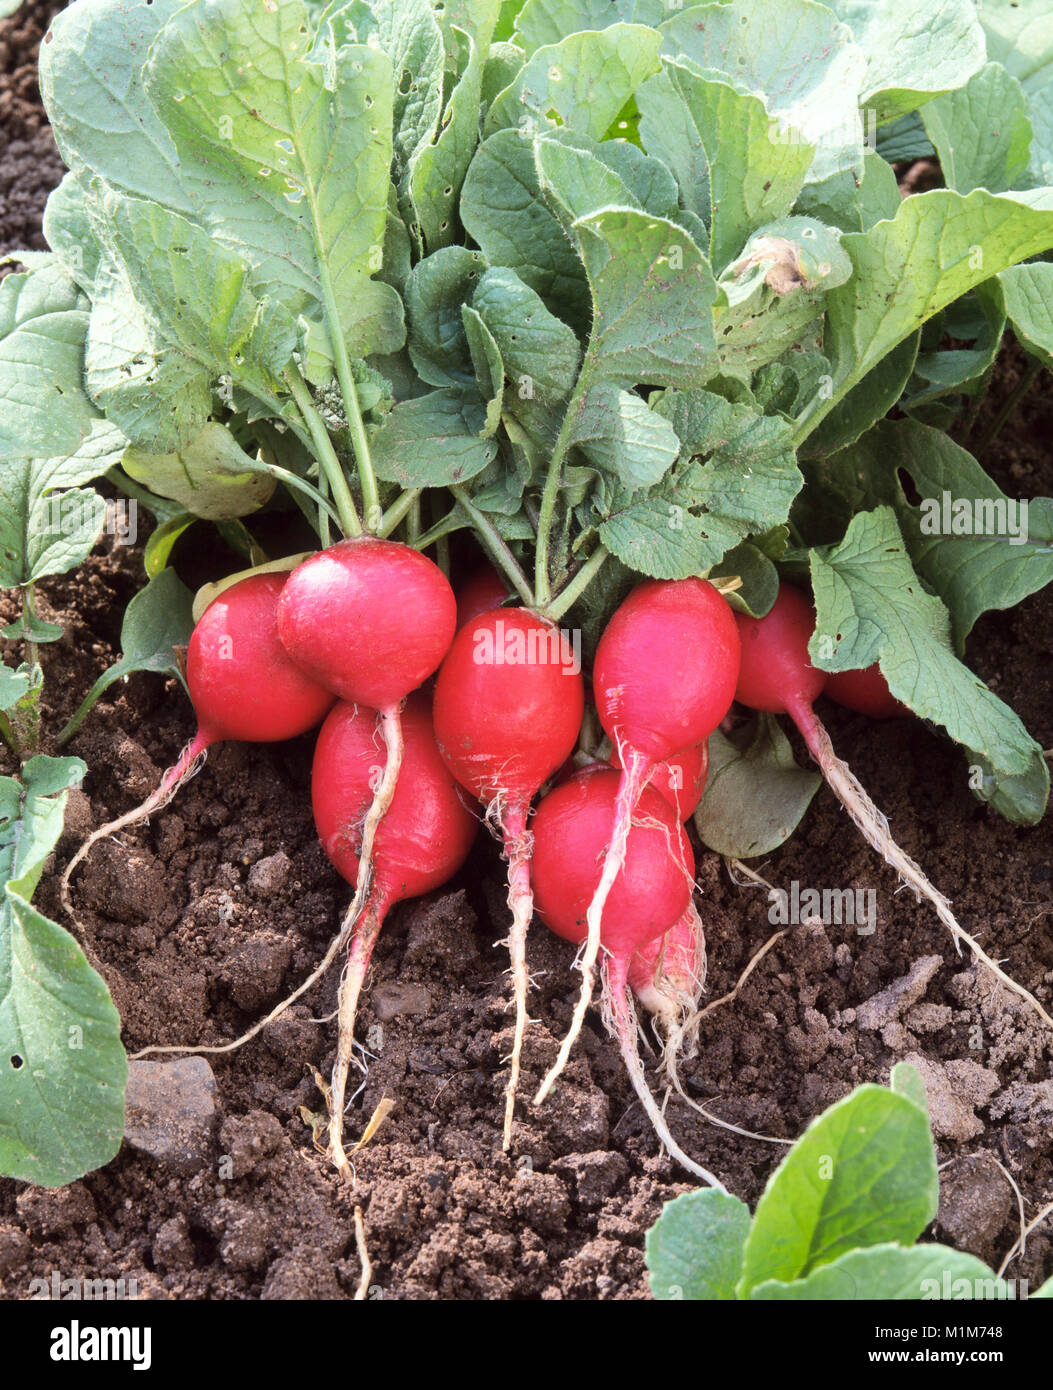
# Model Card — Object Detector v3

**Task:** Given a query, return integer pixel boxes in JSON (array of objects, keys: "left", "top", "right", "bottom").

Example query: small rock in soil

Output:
[
  {"left": 15, "top": 1182, "right": 97, "bottom": 1238},
  {"left": 262, "top": 1246, "right": 343, "bottom": 1300},
  {"left": 214, "top": 1199, "right": 271, "bottom": 1273},
  {"left": 223, "top": 931, "right": 292, "bottom": 1010},
  {"left": 374, "top": 981, "right": 432, "bottom": 1020},
  {"left": 0, "top": 1224, "right": 30, "bottom": 1273},
  {"left": 124, "top": 1057, "right": 218, "bottom": 1172},
  {"left": 152, "top": 1215, "right": 195, "bottom": 1272},
  {"left": 218, "top": 1109, "right": 286, "bottom": 1179},
  {"left": 855, "top": 954, "right": 943, "bottom": 1032},
  {"left": 937, "top": 1157, "right": 1013, "bottom": 1265},
  {"left": 247, "top": 851, "right": 291, "bottom": 897},
  {"left": 552, "top": 1151, "right": 629, "bottom": 1209},
  {"left": 902, "top": 1052, "right": 1000, "bottom": 1142}
]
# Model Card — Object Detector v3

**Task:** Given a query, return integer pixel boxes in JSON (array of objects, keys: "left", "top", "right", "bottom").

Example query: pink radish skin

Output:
[
  {"left": 825, "top": 664, "right": 909, "bottom": 720},
  {"left": 536, "top": 578, "right": 739, "bottom": 1105},
  {"left": 732, "top": 583, "right": 1052, "bottom": 1033},
  {"left": 434, "top": 607, "right": 585, "bottom": 1147},
  {"left": 531, "top": 770, "right": 723, "bottom": 1185},
  {"left": 62, "top": 573, "right": 334, "bottom": 917},
  {"left": 278, "top": 537, "right": 456, "bottom": 710},
  {"left": 455, "top": 561, "right": 510, "bottom": 630},
  {"left": 312, "top": 693, "right": 477, "bottom": 1176},
  {"left": 612, "top": 742, "right": 709, "bottom": 822}
]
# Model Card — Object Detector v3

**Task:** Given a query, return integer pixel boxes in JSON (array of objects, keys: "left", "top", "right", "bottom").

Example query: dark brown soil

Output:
[{"left": 1, "top": 0, "right": 1050, "bottom": 1301}]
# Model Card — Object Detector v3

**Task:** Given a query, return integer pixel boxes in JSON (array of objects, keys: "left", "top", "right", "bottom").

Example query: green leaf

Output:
[
  {"left": 738, "top": 1085, "right": 938, "bottom": 1293},
  {"left": 824, "top": 420, "right": 1053, "bottom": 647},
  {"left": 890, "top": 1061, "right": 930, "bottom": 1118},
  {"left": 122, "top": 422, "right": 276, "bottom": 522},
  {"left": 904, "top": 282, "right": 1006, "bottom": 411},
  {"left": 42, "top": 174, "right": 104, "bottom": 295},
  {"left": 471, "top": 266, "right": 581, "bottom": 444},
  {"left": 808, "top": 506, "right": 1043, "bottom": 777},
  {"left": 461, "top": 129, "right": 590, "bottom": 333},
  {"left": 39, "top": 0, "right": 194, "bottom": 213},
  {"left": 922, "top": 61, "right": 1032, "bottom": 194},
  {"left": 0, "top": 265, "right": 97, "bottom": 461},
  {"left": 144, "top": 514, "right": 196, "bottom": 580},
  {"left": 513, "top": 0, "right": 664, "bottom": 54},
  {"left": 408, "top": 23, "right": 488, "bottom": 253},
  {"left": 638, "top": 62, "right": 814, "bottom": 270},
  {"left": 145, "top": 0, "right": 404, "bottom": 363},
  {"left": 0, "top": 666, "right": 32, "bottom": 714},
  {"left": 875, "top": 110, "right": 934, "bottom": 163},
  {"left": 969, "top": 747, "right": 1050, "bottom": 828},
  {"left": 533, "top": 128, "right": 679, "bottom": 227},
  {"left": 571, "top": 208, "right": 719, "bottom": 389},
  {"left": 694, "top": 714, "right": 821, "bottom": 858},
  {"left": 645, "top": 1189, "right": 752, "bottom": 1301},
  {"left": 0, "top": 434, "right": 116, "bottom": 588},
  {"left": 1000, "top": 262, "right": 1053, "bottom": 369},
  {"left": 800, "top": 334, "right": 920, "bottom": 460},
  {"left": 485, "top": 23, "right": 662, "bottom": 140},
  {"left": 66, "top": 568, "right": 194, "bottom": 733},
  {"left": 978, "top": 0, "right": 1053, "bottom": 186},
  {"left": 751, "top": 1243, "right": 1006, "bottom": 1300},
  {"left": 84, "top": 252, "right": 212, "bottom": 453},
  {"left": 829, "top": 0, "right": 986, "bottom": 126},
  {"left": 711, "top": 539, "right": 783, "bottom": 619},
  {"left": 0, "top": 755, "right": 126, "bottom": 1186},
  {"left": 805, "top": 189, "right": 1053, "bottom": 443},
  {"left": 572, "top": 386, "right": 680, "bottom": 489},
  {"left": 405, "top": 246, "right": 489, "bottom": 387},
  {"left": 461, "top": 306, "right": 505, "bottom": 438},
  {"left": 370, "top": 388, "right": 498, "bottom": 486},
  {"left": 659, "top": 0, "right": 866, "bottom": 183}
]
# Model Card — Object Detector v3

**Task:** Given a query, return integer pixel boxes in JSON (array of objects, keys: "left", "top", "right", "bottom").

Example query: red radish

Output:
[
  {"left": 733, "top": 582, "right": 1053, "bottom": 1030},
  {"left": 312, "top": 692, "right": 477, "bottom": 1175},
  {"left": 277, "top": 537, "right": 456, "bottom": 710},
  {"left": 536, "top": 578, "right": 739, "bottom": 1104},
  {"left": 825, "top": 664, "right": 908, "bottom": 719},
  {"left": 612, "top": 741, "right": 709, "bottom": 822},
  {"left": 62, "top": 572, "right": 334, "bottom": 916},
  {"left": 433, "top": 607, "right": 584, "bottom": 1147},
  {"left": 627, "top": 901, "right": 707, "bottom": 1080},
  {"left": 456, "top": 560, "right": 510, "bottom": 630},
  {"left": 531, "top": 769, "right": 723, "bottom": 1185}
]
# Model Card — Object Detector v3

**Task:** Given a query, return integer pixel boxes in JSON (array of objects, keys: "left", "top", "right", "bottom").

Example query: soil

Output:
[{"left": 1, "top": 0, "right": 1051, "bottom": 1301}]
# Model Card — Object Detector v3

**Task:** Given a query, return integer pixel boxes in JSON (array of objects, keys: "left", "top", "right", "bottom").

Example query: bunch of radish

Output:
[{"left": 66, "top": 540, "right": 1045, "bottom": 1186}]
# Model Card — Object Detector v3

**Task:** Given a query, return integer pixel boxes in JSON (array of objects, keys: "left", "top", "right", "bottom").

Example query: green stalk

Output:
[
  {"left": 449, "top": 486, "right": 535, "bottom": 607},
  {"left": 284, "top": 368, "right": 362, "bottom": 538},
  {"left": 544, "top": 544, "right": 608, "bottom": 622},
  {"left": 413, "top": 509, "right": 464, "bottom": 551},
  {"left": 974, "top": 360, "right": 1043, "bottom": 454},
  {"left": 23, "top": 583, "right": 40, "bottom": 669},
  {"left": 534, "top": 374, "right": 591, "bottom": 607},
  {"left": 378, "top": 488, "right": 422, "bottom": 539},
  {"left": 0, "top": 709, "right": 16, "bottom": 755}
]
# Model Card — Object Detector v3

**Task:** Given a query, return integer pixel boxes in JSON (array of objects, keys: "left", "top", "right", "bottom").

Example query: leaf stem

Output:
[
  {"left": 378, "top": 488, "right": 422, "bottom": 539},
  {"left": 544, "top": 543, "right": 608, "bottom": 622},
  {"left": 449, "top": 486, "right": 535, "bottom": 607},
  {"left": 974, "top": 360, "right": 1043, "bottom": 454},
  {"left": 284, "top": 368, "right": 362, "bottom": 538},
  {"left": 534, "top": 375, "right": 590, "bottom": 607},
  {"left": 315, "top": 265, "right": 381, "bottom": 529},
  {"left": 0, "top": 709, "right": 16, "bottom": 755}
]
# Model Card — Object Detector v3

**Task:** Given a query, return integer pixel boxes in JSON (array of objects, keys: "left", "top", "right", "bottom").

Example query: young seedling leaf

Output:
[
  {"left": 0, "top": 755, "right": 126, "bottom": 1186},
  {"left": 738, "top": 1086, "right": 938, "bottom": 1293},
  {"left": 693, "top": 713, "right": 821, "bottom": 858},
  {"left": 750, "top": 1243, "right": 1006, "bottom": 1301},
  {"left": 645, "top": 1188, "right": 752, "bottom": 1301}
]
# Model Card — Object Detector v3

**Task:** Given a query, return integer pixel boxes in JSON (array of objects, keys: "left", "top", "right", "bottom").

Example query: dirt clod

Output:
[{"left": 123, "top": 1058, "right": 219, "bottom": 1172}]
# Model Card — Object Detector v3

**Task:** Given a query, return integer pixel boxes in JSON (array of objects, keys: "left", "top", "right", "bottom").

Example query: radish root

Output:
[
  {"left": 500, "top": 801, "right": 534, "bottom": 1150},
  {"left": 605, "top": 956, "right": 726, "bottom": 1188},
  {"left": 792, "top": 701, "right": 1053, "bottom": 1032},
  {"left": 534, "top": 754, "right": 650, "bottom": 1105},
  {"left": 61, "top": 729, "right": 211, "bottom": 927},
  {"left": 328, "top": 702, "right": 404, "bottom": 1180}
]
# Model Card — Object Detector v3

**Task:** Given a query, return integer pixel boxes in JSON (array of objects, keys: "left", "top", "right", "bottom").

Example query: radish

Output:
[
  {"left": 531, "top": 768, "right": 724, "bottom": 1186},
  {"left": 536, "top": 578, "right": 739, "bottom": 1103},
  {"left": 433, "top": 607, "right": 584, "bottom": 1147},
  {"left": 612, "top": 741, "right": 709, "bottom": 822},
  {"left": 627, "top": 901, "right": 707, "bottom": 1083},
  {"left": 61, "top": 572, "right": 335, "bottom": 917},
  {"left": 825, "top": 663, "right": 908, "bottom": 719},
  {"left": 733, "top": 582, "right": 1053, "bottom": 1029},
  {"left": 312, "top": 692, "right": 477, "bottom": 1176},
  {"left": 455, "top": 560, "right": 510, "bottom": 630}
]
